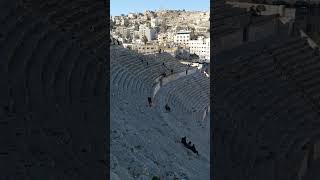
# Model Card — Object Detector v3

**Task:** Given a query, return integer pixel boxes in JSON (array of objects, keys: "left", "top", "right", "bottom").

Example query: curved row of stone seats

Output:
[
  {"left": 0, "top": 1, "right": 107, "bottom": 179},
  {"left": 111, "top": 47, "right": 178, "bottom": 97},
  {"left": 215, "top": 53, "right": 278, "bottom": 166},
  {"left": 111, "top": 46, "right": 192, "bottom": 97},
  {"left": 270, "top": 40, "right": 320, "bottom": 107},
  {"left": 145, "top": 53, "right": 191, "bottom": 73},
  {"left": 156, "top": 84, "right": 191, "bottom": 119},
  {"left": 111, "top": 87, "right": 210, "bottom": 179},
  {"left": 214, "top": 34, "right": 320, "bottom": 179},
  {"left": 20, "top": 0, "right": 106, "bottom": 59},
  {"left": 111, "top": 60, "right": 148, "bottom": 98},
  {"left": 110, "top": 44, "right": 210, "bottom": 179},
  {"left": 249, "top": 43, "right": 318, "bottom": 164},
  {"left": 216, "top": 69, "right": 291, "bottom": 178},
  {"left": 154, "top": 71, "right": 209, "bottom": 122},
  {"left": 269, "top": 38, "right": 307, "bottom": 55},
  {"left": 210, "top": 41, "right": 264, "bottom": 161},
  {"left": 154, "top": 83, "right": 210, "bottom": 131},
  {"left": 170, "top": 72, "right": 208, "bottom": 112},
  {"left": 110, "top": 63, "right": 210, "bottom": 179},
  {"left": 212, "top": 4, "right": 248, "bottom": 37},
  {"left": 110, "top": 46, "right": 158, "bottom": 95}
]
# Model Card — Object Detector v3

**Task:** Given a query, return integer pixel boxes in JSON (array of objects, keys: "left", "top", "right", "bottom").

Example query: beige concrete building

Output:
[{"left": 132, "top": 44, "right": 160, "bottom": 55}]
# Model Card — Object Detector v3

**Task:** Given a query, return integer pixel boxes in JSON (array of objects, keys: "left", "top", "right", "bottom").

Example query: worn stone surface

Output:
[
  {"left": 0, "top": 0, "right": 107, "bottom": 179},
  {"left": 110, "top": 45, "right": 210, "bottom": 179}
]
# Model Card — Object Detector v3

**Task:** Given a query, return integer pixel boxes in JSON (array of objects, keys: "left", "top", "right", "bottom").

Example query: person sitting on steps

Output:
[
  {"left": 190, "top": 144, "right": 199, "bottom": 155},
  {"left": 181, "top": 136, "right": 187, "bottom": 145},
  {"left": 180, "top": 137, "right": 199, "bottom": 155}
]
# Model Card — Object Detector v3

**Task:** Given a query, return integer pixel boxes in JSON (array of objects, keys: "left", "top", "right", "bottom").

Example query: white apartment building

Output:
[
  {"left": 139, "top": 25, "right": 156, "bottom": 42},
  {"left": 146, "top": 28, "right": 156, "bottom": 41},
  {"left": 174, "top": 31, "right": 191, "bottom": 45},
  {"left": 188, "top": 36, "right": 210, "bottom": 61},
  {"left": 120, "top": 17, "right": 129, "bottom": 26},
  {"left": 151, "top": 17, "right": 161, "bottom": 27}
]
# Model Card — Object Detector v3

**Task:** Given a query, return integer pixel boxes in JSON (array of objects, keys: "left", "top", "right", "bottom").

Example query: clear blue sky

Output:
[{"left": 110, "top": 0, "right": 210, "bottom": 16}]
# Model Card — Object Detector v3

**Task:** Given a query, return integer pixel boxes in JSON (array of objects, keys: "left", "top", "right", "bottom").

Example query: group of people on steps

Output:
[
  {"left": 181, "top": 136, "right": 199, "bottom": 155},
  {"left": 146, "top": 98, "right": 199, "bottom": 155}
]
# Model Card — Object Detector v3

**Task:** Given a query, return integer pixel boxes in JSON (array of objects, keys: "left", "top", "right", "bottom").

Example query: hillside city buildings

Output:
[{"left": 111, "top": 9, "right": 210, "bottom": 62}]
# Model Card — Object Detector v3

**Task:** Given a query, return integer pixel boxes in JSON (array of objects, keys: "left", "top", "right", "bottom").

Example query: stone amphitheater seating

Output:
[
  {"left": 154, "top": 71, "right": 209, "bottom": 121},
  {"left": 110, "top": 46, "right": 193, "bottom": 96},
  {"left": 110, "top": 45, "right": 210, "bottom": 179},
  {"left": 214, "top": 33, "right": 320, "bottom": 180},
  {"left": 21, "top": 0, "right": 107, "bottom": 59},
  {"left": 0, "top": 0, "right": 107, "bottom": 179}
]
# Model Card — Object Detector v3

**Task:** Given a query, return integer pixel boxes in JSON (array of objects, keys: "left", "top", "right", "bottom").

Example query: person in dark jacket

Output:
[
  {"left": 190, "top": 144, "right": 199, "bottom": 155},
  {"left": 148, "top": 97, "right": 152, "bottom": 107},
  {"left": 181, "top": 136, "right": 187, "bottom": 145},
  {"left": 165, "top": 104, "right": 171, "bottom": 112}
]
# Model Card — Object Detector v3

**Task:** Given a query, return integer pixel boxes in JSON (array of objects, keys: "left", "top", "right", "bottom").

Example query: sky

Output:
[{"left": 110, "top": 0, "right": 210, "bottom": 16}]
